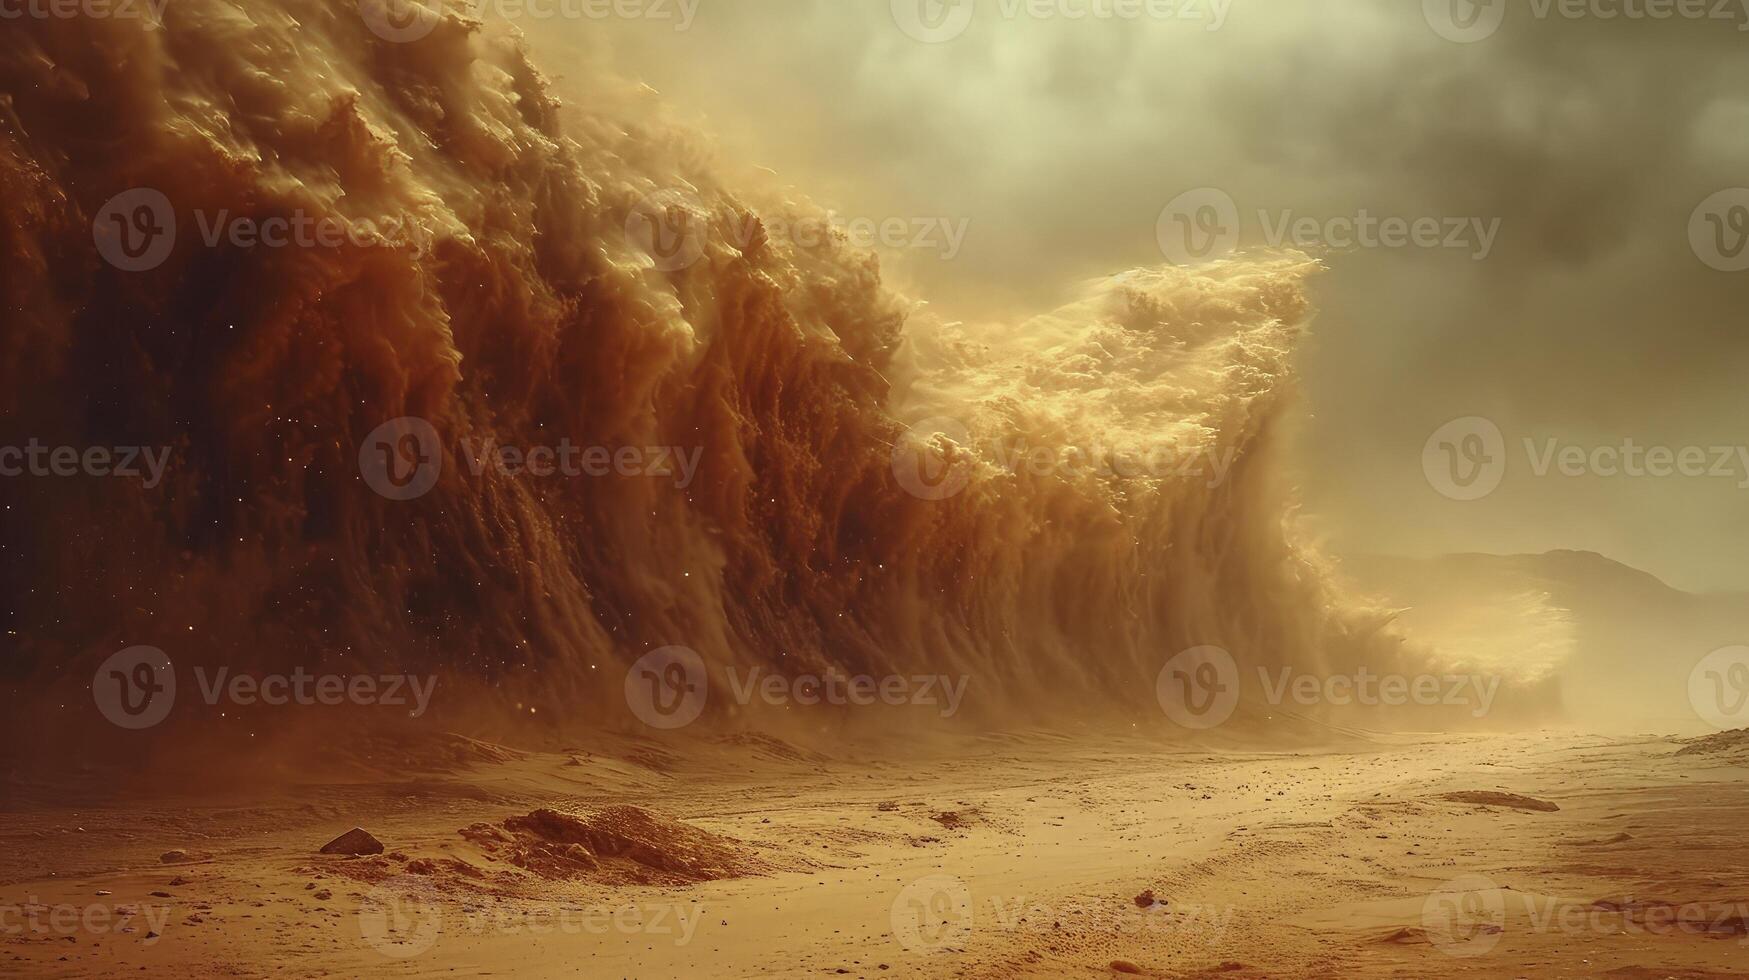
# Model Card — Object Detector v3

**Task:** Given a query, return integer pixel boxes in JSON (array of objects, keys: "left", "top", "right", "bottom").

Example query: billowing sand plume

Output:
[{"left": 0, "top": 0, "right": 1508, "bottom": 745}]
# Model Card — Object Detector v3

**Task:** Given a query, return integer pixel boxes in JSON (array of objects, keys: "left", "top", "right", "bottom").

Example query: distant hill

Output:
[{"left": 1338, "top": 551, "right": 1749, "bottom": 734}]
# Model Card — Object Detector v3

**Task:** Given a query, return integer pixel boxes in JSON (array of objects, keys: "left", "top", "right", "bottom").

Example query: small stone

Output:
[{"left": 159, "top": 850, "right": 188, "bottom": 864}]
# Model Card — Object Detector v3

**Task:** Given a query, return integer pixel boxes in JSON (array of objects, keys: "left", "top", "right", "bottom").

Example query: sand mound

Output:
[
  {"left": 461, "top": 806, "right": 762, "bottom": 885},
  {"left": 1377, "top": 922, "right": 1502, "bottom": 946},
  {"left": 319, "top": 828, "right": 385, "bottom": 856},
  {"left": 931, "top": 807, "right": 987, "bottom": 831},
  {"left": 1573, "top": 832, "right": 1634, "bottom": 847},
  {"left": 1438, "top": 791, "right": 1560, "bottom": 812},
  {"left": 1674, "top": 729, "right": 1749, "bottom": 756}
]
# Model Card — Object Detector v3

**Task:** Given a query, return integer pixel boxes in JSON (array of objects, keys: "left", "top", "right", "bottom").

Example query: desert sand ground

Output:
[{"left": 5, "top": 728, "right": 1748, "bottom": 978}]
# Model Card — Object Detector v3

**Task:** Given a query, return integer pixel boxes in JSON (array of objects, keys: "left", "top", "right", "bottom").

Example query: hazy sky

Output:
[{"left": 525, "top": 0, "right": 1749, "bottom": 591}]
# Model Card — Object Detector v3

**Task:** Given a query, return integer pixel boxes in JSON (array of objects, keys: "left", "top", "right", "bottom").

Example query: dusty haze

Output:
[{"left": 532, "top": 0, "right": 1749, "bottom": 592}]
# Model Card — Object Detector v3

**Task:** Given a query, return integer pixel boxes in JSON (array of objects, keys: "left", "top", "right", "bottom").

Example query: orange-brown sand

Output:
[{"left": 5, "top": 729, "right": 1748, "bottom": 978}]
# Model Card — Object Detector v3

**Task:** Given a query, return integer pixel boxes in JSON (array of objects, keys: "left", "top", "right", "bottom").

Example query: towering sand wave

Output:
[{"left": 0, "top": 0, "right": 1442, "bottom": 734}]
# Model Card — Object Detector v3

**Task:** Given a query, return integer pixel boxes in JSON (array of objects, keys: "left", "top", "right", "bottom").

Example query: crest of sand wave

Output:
[{"left": 0, "top": 0, "right": 1522, "bottom": 739}]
